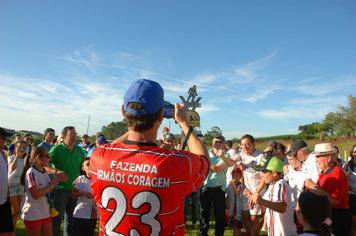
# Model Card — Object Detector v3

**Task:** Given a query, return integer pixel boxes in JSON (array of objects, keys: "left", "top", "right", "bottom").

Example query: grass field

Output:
[
  {"left": 14, "top": 204, "right": 268, "bottom": 236},
  {"left": 14, "top": 213, "right": 268, "bottom": 236}
]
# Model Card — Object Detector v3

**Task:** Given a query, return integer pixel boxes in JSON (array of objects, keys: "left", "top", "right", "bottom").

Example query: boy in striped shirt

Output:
[{"left": 245, "top": 156, "right": 296, "bottom": 236}]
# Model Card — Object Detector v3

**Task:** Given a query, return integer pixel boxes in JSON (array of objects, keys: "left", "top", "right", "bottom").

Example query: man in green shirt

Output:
[{"left": 47, "top": 126, "right": 85, "bottom": 236}]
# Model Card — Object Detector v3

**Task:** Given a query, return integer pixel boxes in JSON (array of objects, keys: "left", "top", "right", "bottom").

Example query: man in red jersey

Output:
[
  {"left": 90, "top": 79, "right": 210, "bottom": 236},
  {"left": 305, "top": 143, "right": 351, "bottom": 236}
]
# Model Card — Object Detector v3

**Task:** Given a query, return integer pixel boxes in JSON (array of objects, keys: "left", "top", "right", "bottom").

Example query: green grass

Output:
[
  {"left": 184, "top": 204, "right": 268, "bottom": 236},
  {"left": 14, "top": 208, "right": 268, "bottom": 236},
  {"left": 14, "top": 219, "right": 100, "bottom": 236}
]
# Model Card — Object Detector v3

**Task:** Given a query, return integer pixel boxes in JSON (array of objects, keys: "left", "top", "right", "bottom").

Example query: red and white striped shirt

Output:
[{"left": 263, "top": 178, "right": 297, "bottom": 236}]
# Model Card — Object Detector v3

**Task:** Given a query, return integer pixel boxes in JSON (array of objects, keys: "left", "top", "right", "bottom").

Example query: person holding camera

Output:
[{"left": 90, "top": 79, "right": 210, "bottom": 236}]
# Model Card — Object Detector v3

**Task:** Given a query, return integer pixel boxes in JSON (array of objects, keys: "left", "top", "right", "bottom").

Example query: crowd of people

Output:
[
  {"left": 0, "top": 78, "right": 355, "bottom": 236},
  {"left": 0, "top": 127, "right": 104, "bottom": 236}
]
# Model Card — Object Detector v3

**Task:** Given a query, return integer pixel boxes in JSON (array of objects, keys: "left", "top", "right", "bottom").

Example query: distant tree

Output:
[
  {"left": 298, "top": 121, "right": 332, "bottom": 140},
  {"left": 324, "top": 95, "right": 356, "bottom": 138},
  {"left": 298, "top": 123, "right": 318, "bottom": 135},
  {"left": 231, "top": 138, "right": 240, "bottom": 144},
  {"left": 203, "top": 126, "right": 223, "bottom": 141},
  {"left": 33, "top": 137, "right": 42, "bottom": 146},
  {"left": 315, "top": 121, "right": 333, "bottom": 141},
  {"left": 101, "top": 119, "right": 128, "bottom": 140}
]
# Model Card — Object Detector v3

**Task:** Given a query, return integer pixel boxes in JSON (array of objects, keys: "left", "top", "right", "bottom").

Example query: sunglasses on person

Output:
[
  {"left": 41, "top": 154, "right": 51, "bottom": 159},
  {"left": 25, "top": 138, "right": 32, "bottom": 141},
  {"left": 0, "top": 136, "right": 7, "bottom": 140}
]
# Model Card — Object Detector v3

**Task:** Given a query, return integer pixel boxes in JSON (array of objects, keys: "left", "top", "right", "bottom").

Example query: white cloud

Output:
[
  {"left": 229, "top": 51, "right": 278, "bottom": 84},
  {"left": 257, "top": 95, "right": 346, "bottom": 121},
  {"left": 4, "top": 46, "right": 353, "bottom": 139},
  {"left": 242, "top": 90, "right": 275, "bottom": 103}
]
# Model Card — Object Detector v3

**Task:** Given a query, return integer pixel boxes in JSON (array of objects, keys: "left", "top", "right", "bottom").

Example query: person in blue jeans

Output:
[
  {"left": 199, "top": 135, "right": 230, "bottom": 236},
  {"left": 184, "top": 186, "right": 201, "bottom": 229},
  {"left": 47, "top": 126, "right": 85, "bottom": 236}
]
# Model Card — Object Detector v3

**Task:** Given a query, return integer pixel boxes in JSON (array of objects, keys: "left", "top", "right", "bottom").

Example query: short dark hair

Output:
[
  {"left": 44, "top": 128, "right": 55, "bottom": 134},
  {"left": 241, "top": 134, "right": 254, "bottom": 143},
  {"left": 80, "top": 157, "right": 90, "bottom": 175},
  {"left": 214, "top": 135, "right": 225, "bottom": 142},
  {"left": 225, "top": 140, "right": 233, "bottom": 148},
  {"left": 62, "top": 126, "right": 75, "bottom": 136},
  {"left": 276, "top": 143, "right": 285, "bottom": 153},
  {"left": 124, "top": 102, "right": 161, "bottom": 132}
]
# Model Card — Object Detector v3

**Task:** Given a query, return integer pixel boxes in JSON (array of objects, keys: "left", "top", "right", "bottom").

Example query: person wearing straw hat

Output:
[{"left": 305, "top": 143, "right": 351, "bottom": 236}]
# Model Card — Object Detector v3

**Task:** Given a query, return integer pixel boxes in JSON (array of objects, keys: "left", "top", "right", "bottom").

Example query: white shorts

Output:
[
  {"left": 9, "top": 183, "right": 24, "bottom": 196},
  {"left": 242, "top": 192, "right": 265, "bottom": 216}
]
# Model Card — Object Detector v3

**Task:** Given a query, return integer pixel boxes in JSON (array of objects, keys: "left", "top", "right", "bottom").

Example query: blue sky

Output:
[{"left": 1, "top": 1, "right": 355, "bottom": 140}]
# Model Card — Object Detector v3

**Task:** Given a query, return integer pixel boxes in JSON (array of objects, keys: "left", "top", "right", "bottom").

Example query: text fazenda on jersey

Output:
[{"left": 95, "top": 161, "right": 170, "bottom": 188}]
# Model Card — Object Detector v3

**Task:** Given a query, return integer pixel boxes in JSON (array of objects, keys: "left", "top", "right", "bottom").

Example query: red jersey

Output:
[
  {"left": 90, "top": 140, "right": 209, "bottom": 236},
  {"left": 317, "top": 164, "right": 349, "bottom": 209}
]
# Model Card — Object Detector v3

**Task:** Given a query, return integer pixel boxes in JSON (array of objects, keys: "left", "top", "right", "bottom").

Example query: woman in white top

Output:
[
  {"left": 21, "top": 146, "right": 61, "bottom": 236},
  {"left": 343, "top": 144, "right": 356, "bottom": 236},
  {"left": 8, "top": 140, "right": 27, "bottom": 233}
]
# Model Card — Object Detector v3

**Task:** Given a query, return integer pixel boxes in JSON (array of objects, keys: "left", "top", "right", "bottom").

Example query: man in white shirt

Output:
[
  {"left": 218, "top": 134, "right": 265, "bottom": 236},
  {"left": 287, "top": 139, "right": 321, "bottom": 184}
]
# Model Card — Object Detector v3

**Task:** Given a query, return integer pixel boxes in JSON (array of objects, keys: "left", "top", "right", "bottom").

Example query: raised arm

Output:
[
  {"left": 219, "top": 153, "right": 241, "bottom": 167},
  {"left": 174, "top": 103, "right": 210, "bottom": 166}
]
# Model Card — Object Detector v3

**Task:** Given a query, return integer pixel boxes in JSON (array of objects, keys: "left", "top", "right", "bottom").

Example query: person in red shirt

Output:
[
  {"left": 90, "top": 79, "right": 210, "bottom": 236},
  {"left": 305, "top": 143, "right": 351, "bottom": 236}
]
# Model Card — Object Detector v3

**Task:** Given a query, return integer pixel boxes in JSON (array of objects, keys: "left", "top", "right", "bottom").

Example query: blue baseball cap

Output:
[
  {"left": 97, "top": 136, "right": 109, "bottom": 144},
  {"left": 124, "top": 79, "right": 165, "bottom": 116}
]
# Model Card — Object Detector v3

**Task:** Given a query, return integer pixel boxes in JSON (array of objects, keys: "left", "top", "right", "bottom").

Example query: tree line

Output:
[{"left": 298, "top": 95, "right": 356, "bottom": 140}]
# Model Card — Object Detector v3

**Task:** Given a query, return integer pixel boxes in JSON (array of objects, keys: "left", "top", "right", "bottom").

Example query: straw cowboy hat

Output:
[{"left": 314, "top": 143, "right": 337, "bottom": 157}]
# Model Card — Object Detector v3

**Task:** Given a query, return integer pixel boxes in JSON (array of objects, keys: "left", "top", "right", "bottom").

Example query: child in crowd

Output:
[
  {"left": 226, "top": 165, "right": 243, "bottom": 236},
  {"left": 296, "top": 189, "right": 332, "bottom": 236},
  {"left": 21, "top": 146, "right": 61, "bottom": 236},
  {"left": 22, "top": 133, "right": 34, "bottom": 156},
  {"left": 71, "top": 158, "right": 98, "bottom": 236},
  {"left": 8, "top": 140, "right": 27, "bottom": 233},
  {"left": 7, "top": 134, "right": 22, "bottom": 157},
  {"left": 284, "top": 151, "right": 304, "bottom": 233},
  {"left": 246, "top": 156, "right": 297, "bottom": 236}
]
